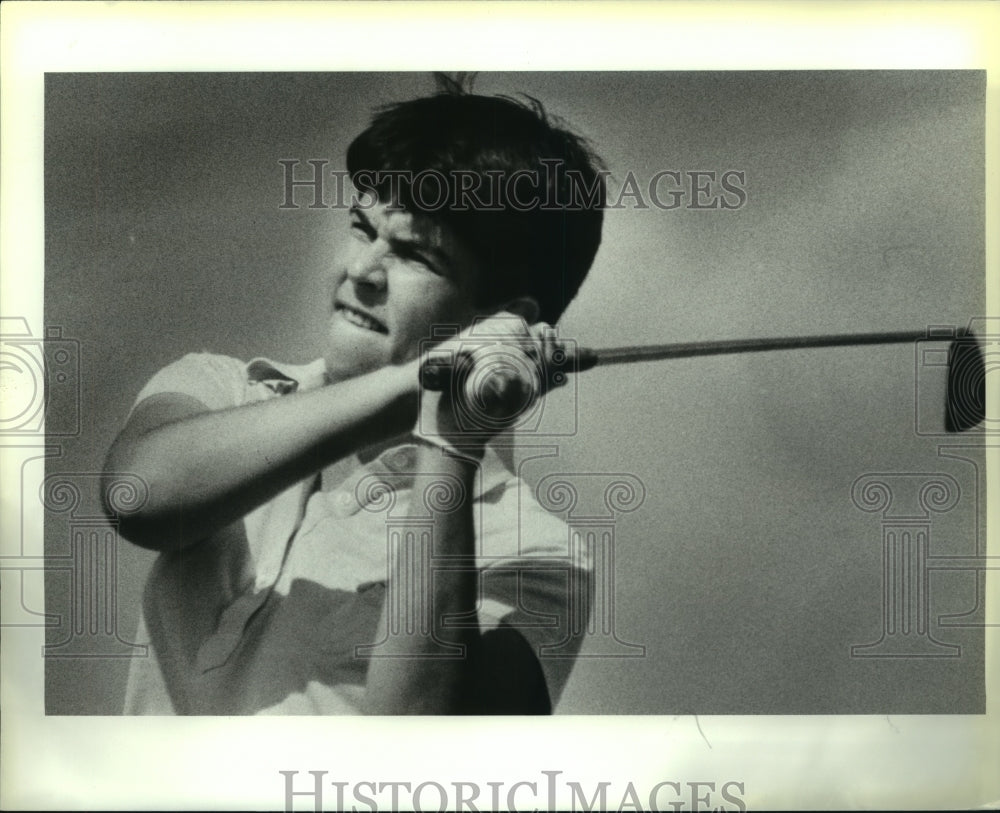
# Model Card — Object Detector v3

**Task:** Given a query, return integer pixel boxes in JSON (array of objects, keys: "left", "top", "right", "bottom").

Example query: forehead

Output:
[
  {"left": 353, "top": 181, "right": 458, "bottom": 229},
  {"left": 368, "top": 201, "right": 450, "bottom": 244}
]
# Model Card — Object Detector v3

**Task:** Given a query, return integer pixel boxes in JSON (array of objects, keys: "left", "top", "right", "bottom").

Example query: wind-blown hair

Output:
[{"left": 346, "top": 89, "right": 606, "bottom": 324}]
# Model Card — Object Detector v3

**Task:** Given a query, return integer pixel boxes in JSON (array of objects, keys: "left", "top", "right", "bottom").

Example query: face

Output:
[{"left": 323, "top": 199, "right": 484, "bottom": 382}]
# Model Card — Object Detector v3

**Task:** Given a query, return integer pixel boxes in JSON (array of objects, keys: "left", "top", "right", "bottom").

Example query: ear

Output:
[{"left": 499, "top": 296, "right": 541, "bottom": 325}]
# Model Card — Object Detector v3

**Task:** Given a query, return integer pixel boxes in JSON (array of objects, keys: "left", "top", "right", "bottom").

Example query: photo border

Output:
[{"left": 2, "top": 2, "right": 997, "bottom": 809}]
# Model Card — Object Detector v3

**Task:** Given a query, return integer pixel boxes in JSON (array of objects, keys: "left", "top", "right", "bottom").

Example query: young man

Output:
[{"left": 103, "top": 87, "right": 606, "bottom": 715}]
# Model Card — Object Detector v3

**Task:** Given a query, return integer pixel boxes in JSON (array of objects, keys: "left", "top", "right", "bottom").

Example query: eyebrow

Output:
[{"left": 349, "top": 205, "right": 455, "bottom": 271}]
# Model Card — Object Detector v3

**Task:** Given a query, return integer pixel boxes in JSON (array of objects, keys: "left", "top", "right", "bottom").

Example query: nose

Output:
[{"left": 346, "top": 243, "right": 388, "bottom": 290}]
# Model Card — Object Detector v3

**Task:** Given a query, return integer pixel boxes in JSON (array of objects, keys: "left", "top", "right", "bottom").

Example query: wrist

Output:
[
  {"left": 386, "top": 358, "right": 422, "bottom": 399},
  {"left": 414, "top": 433, "right": 485, "bottom": 466}
]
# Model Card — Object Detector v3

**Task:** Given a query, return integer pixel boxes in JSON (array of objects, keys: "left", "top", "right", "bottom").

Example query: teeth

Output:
[{"left": 339, "top": 305, "right": 384, "bottom": 332}]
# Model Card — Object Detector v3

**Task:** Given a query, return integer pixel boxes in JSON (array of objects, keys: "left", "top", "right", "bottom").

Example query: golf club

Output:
[{"left": 419, "top": 329, "right": 986, "bottom": 432}]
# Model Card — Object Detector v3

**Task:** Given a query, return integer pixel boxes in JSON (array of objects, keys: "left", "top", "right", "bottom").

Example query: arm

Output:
[
  {"left": 363, "top": 446, "right": 553, "bottom": 715},
  {"left": 363, "top": 447, "right": 481, "bottom": 714},
  {"left": 363, "top": 314, "right": 569, "bottom": 714},
  {"left": 103, "top": 361, "right": 419, "bottom": 551}
]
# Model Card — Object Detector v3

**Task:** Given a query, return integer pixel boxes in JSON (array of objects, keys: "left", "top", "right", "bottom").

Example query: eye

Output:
[
  {"left": 397, "top": 247, "right": 440, "bottom": 273},
  {"left": 349, "top": 215, "right": 376, "bottom": 241}
]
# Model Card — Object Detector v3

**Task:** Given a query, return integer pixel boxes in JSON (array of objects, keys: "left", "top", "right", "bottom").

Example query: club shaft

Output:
[{"left": 583, "top": 330, "right": 934, "bottom": 369}]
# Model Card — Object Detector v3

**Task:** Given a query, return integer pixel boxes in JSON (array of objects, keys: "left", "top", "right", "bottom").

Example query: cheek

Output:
[
  {"left": 324, "top": 233, "right": 357, "bottom": 287},
  {"left": 389, "top": 284, "right": 475, "bottom": 358},
  {"left": 413, "top": 284, "right": 476, "bottom": 327},
  {"left": 322, "top": 269, "right": 342, "bottom": 303},
  {"left": 328, "top": 247, "right": 351, "bottom": 280}
]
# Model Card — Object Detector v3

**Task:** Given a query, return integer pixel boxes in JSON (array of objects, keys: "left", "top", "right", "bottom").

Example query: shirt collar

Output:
[{"left": 246, "top": 356, "right": 328, "bottom": 394}]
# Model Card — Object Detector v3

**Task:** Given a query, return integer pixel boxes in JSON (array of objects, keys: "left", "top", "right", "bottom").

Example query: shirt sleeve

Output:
[
  {"left": 478, "top": 561, "right": 592, "bottom": 710},
  {"left": 130, "top": 352, "right": 248, "bottom": 415},
  {"left": 475, "top": 486, "right": 593, "bottom": 710}
]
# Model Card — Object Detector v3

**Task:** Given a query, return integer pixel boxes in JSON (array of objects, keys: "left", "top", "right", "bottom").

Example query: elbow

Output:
[
  {"left": 101, "top": 439, "right": 146, "bottom": 540},
  {"left": 101, "top": 445, "right": 184, "bottom": 552},
  {"left": 99, "top": 466, "right": 161, "bottom": 551},
  {"left": 107, "top": 512, "right": 175, "bottom": 553}
]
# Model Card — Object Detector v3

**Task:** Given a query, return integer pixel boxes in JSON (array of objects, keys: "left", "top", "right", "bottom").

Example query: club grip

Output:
[{"left": 419, "top": 346, "right": 598, "bottom": 391}]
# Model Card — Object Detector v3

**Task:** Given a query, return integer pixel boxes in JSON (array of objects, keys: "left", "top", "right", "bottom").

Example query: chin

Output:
[
  {"left": 323, "top": 324, "right": 392, "bottom": 379},
  {"left": 323, "top": 349, "right": 388, "bottom": 383}
]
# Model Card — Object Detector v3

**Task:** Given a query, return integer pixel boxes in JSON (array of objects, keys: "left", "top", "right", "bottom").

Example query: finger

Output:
[
  {"left": 468, "top": 348, "right": 539, "bottom": 408},
  {"left": 530, "top": 325, "right": 569, "bottom": 391},
  {"left": 477, "top": 310, "right": 531, "bottom": 339},
  {"left": 537, "top": 325, "right": 557, "bottom": 365}
]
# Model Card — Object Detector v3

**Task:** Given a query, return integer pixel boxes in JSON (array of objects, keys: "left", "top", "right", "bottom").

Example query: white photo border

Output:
[{"left": 1, "top": 1, "right": 998, "bottom": 810}]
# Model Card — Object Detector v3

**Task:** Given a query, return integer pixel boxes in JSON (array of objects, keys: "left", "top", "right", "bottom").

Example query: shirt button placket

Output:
[{"left": 336, "top": 490, "right": 355, "bottom": 515}]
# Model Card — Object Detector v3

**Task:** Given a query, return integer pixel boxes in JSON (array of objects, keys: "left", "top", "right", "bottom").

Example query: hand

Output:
[{"left": 415, "top": 311, "right": 569, "bottom": 458}]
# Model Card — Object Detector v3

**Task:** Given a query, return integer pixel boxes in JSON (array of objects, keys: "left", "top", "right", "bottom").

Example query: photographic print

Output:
[
  {"left": 41, "top": 69, "right": 986, "bottom": 717},
  {"left": 2, "top": 3, "right": 997, "bottom": 810}
]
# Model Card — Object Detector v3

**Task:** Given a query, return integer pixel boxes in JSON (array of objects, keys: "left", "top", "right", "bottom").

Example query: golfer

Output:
[{"left": 104, "top": 83, "right": 605, "bottom": 715}]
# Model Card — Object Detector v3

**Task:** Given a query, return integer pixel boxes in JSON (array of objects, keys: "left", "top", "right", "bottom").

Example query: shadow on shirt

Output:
[{"left": 147, "top": 567, "right": 590, "bottom": 715}]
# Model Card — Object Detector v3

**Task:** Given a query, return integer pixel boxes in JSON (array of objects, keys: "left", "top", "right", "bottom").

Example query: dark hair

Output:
[{"left": 346, "top": 89, "right": 606, "bottom": 324}]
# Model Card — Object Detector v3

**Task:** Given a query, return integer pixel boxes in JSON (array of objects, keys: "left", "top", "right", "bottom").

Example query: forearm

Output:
[
  {"left": 106, "top": 362, "right": 419, "bottom": 550},
  {"left": 363, "top": 447, "right": 483, "bottom": 714}
]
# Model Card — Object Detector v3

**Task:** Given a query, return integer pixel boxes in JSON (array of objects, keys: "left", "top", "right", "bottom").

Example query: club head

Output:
[{"left": 945, "top": 332, "right": 986, "bottom": 432}]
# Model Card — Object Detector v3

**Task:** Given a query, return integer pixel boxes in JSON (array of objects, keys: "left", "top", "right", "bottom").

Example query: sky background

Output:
[{"left": 43, "top": 71, "right": 985, "bottom": 715}]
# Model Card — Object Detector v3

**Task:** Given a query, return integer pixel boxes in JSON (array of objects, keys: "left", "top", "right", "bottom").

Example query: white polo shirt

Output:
[{"left": 122, "top": 353, "right": 590, "bottom": 714}]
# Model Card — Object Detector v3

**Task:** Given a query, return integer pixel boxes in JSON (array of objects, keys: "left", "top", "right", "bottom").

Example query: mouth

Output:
[{"left": 334, "top": 301, "right": 389, "bottom": 334}]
